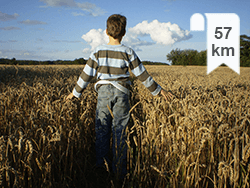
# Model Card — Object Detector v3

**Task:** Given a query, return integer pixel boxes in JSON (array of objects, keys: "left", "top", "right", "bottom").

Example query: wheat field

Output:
[{"left": 0, "top": 65, "right": 249, "bottom": 188}]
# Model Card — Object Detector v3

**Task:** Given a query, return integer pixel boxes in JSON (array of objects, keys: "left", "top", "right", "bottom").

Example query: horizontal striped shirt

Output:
[{"left": 73, "top": 44, "right": 161, "bottom": 98}]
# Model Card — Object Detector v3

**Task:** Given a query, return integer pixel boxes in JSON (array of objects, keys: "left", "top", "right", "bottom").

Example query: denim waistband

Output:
[{"left": 95, "top": 80, "right": 131, "bottom": 95}]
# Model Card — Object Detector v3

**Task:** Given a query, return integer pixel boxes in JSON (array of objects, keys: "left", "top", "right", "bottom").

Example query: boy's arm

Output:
[
  {"left": 129, "top": 52, "right": 173, "bottom": 101},
  {"left": 130, "top": 56, "right": 161, "bottom": 95},
  {"left": 67, "top": 56, "right": 98, "bottom": 100},
  {"left": 66, "top": 92, "right": 74, "bottom": 100},
  {"left": 158, "top": 88, "right": 173, "bottom": 101}
]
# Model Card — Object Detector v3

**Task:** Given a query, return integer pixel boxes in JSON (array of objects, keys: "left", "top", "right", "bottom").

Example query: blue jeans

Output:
[{"left": 95, "top": 84, "right": 130, "bottom": 178}]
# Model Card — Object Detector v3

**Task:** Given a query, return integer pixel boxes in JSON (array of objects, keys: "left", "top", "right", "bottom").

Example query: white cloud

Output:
[
  {"left": 81, "top": 29, "right": 109, "bottom": 53},
  {"left": 0, "top": 40, "right": 17, "bottom": 43},
  {"left": 0, "top": 12, "right": 19, "bottom": 22},
  {"left": 0, "top": 26, "right": 21, "bottom": 30},
  {"left": 9, "top": 40, "right": 18, "bottom": 43},
  {"left": 129, "top": 20, "right": 192, "bottom": 45},
  {"left": 19, "top": 19, "right": 47, "bottom": 25},
  {"left": 0, "top": 49, "right": 33, "bottom": 59},
  {"left": 40, "top": 0, "right": 77, "bottom": 7},
  {"left": 0, "top": 48, "right": 49, "bottom": 60},
  {"left": 123, "top": 33, "right": 154, "bottom": 50},
  {"left": 72, "top": 12, "right": 85, "bottom": 17},
  {"left": 52, "top": 40, "right": 81, "bottom": 43},
  {"left": 85, "top": 6, "right": 106, "bottom": 17},
  {"left": 76, "top": 2, "right": 96, "bottom": 10},
  {"left": 82, "top": 48, "right": 90, "bottom": 53},
  {"left": 81, "top": 19, "right": 192, "bottom": 54},
  {"left": 40, "top": 0, "right": 106, "bottom": 17},
  {"left": 81, "top": 28, "right": 155, "bottom": 54}
]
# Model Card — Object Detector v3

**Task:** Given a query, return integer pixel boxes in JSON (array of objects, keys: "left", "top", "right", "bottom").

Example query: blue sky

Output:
[{"left": 0, "top": 0, "right": 249, "bottom": 63}]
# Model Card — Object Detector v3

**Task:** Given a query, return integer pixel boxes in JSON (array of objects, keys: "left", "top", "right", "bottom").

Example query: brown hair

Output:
[{"left": 106, "top": 14, "right": 126, "bottom": 39}]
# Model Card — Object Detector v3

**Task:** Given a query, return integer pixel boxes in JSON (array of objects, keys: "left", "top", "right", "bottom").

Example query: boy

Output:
[{"left": 66, "top": 14, "right": 172, "bottom": 180}]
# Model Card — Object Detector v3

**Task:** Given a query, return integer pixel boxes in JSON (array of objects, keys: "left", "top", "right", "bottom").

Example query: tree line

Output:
[
  {"left": 167, "top": 35, "right": 250, "bottom": 67},
  {"left": 0, "top": 58, "right": 167, "bottom": 66},
  {"left": 0, "top": 58, "right": 87, "bottom": 65}
]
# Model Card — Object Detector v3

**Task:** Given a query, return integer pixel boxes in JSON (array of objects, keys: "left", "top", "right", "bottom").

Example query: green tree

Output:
[
  {"left": 10, "top": 57, "right": 17, "bottom": 65},
  {"left": 167, "top": 49, "right": 204, "bottom": 66},
  {"left": 240, "top": 35, "right": 250, "bottom": 67},
  {"left": 197, "top": 50, "right": 207, "bottom": 66},
  {"left": 166, "top": 48, "right": 182, "bottom": 65},
  {"left": 183, "top": 49, "right": 198, "bottom": 66}
]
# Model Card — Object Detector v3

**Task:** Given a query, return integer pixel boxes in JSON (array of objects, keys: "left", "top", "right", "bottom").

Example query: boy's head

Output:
[{"left": 106, "top": 14, "right": 126, "bottom": 39}]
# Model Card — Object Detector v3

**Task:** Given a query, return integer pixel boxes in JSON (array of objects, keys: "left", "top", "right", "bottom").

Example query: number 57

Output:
[{"left": 215, "top": 27, "right": 232, "bottom": 39}]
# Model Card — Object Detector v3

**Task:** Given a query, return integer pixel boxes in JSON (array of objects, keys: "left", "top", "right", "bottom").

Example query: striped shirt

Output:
[{"left": 73, "top": 44, "right": 161, "bottom": 98}]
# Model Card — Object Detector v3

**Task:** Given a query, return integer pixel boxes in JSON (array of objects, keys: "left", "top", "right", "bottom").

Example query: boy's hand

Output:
[
  {"left": 66, "top": 93, "right": 75, "bottom": 101},
  {"left": 159, "top": 89, "right": 173, "bottom": 101}
]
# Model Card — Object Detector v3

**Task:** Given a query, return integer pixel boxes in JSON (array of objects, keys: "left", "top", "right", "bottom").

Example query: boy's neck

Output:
[{"left": 108, "top": 36, "right": 122, "bottom": 45}]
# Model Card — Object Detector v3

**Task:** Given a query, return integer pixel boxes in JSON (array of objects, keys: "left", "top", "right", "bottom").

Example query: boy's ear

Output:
[{"left": 106, "top": 29, "right": 109, "bottom": 36}]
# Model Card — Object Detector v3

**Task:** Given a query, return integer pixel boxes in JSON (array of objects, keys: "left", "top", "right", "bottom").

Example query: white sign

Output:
[{"left": 190, "top": 13, "right": 240, "bottom": 74}]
